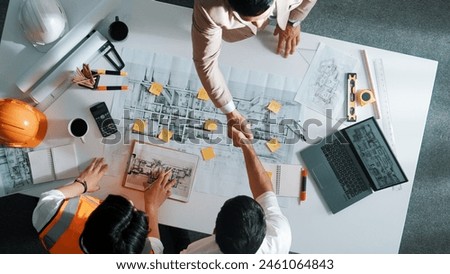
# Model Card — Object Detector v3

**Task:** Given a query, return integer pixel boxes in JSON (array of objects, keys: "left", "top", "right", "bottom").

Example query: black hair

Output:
[
  {"left": 80, "top": 195, "right": 149, "bottom": 254},
  {"left": 228, "top": 0, "right": 274, "bottom": 17},
  {"left": 215, "top": 195, "right": 266, "bottom": 253}
]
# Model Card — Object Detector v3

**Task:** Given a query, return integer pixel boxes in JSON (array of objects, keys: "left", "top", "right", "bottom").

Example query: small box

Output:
[
  {"left": 267, "top": 100, "right": 282, "bottom": 113},
  {"left": 204, "top": 119, "right": 218, "bottom": 131},
  {"left": 266, "top": 138, "right": 281, "bottom": 153},
  {"left": 201, "top": 147, "right": 216, "bottom": 161},
  {"left": 132, "top": 119, "right": 147, "bottom": 134},
  {"left": 148, "top": 82, "right": 163, "bottom": 96},
  {"left": 158, "top": 128, "right": 173, "bottom": 143},
  {"left": 197, "top": 87, "right": 210, "bottom": 101}
]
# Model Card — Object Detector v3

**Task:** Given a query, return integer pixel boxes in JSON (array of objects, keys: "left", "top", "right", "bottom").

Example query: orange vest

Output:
[{"left": 38, "top": 195, "right": 153, "bottom": 254}]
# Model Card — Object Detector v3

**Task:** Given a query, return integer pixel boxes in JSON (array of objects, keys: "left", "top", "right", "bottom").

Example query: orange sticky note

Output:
[
  {"left": 148, "top": 82, "right": 163, "bottom": 96},
  {"left": 132, "top": 119, "right": 147, "bottom": 134},
  {"left": 201, "top": 147, "right": 215, "bottom": 161},
  {"left": 158, "top": 128, "right": 173, "bottom": 143},
  {"left": 197, "top": 87, "right": 210, "bottom": 101},
  {"left": 266, "top": 138, "right": 281, "bottom": 153},
  {"left": 267, "top": 100, "right": 282, "bottom": 113},
  {"left": 204, "top": 119, "right": 218, "bottom": 131},
  {"left": 266, "top": 171, "right": 273, "bottom": 180}
]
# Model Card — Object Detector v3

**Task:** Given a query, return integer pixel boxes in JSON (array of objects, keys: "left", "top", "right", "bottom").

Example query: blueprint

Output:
[
  {"left": 107, "top": 48, "right": 305, "bottom": 198},
  {"left": 295, "top": 43, "right": 358, "bottom": 118},
  {"left": 0, "top": 146, "right": 33, "bottom": 196}
]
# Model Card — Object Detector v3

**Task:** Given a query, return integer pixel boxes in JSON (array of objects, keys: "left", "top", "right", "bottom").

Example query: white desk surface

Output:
[{"left": 0, "top": 0, "right": 438, "bottom": 253}]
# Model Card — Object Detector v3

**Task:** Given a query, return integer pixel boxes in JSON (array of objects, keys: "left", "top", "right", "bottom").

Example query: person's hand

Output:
[
  {"left": 230, "top": 126, "right": 251, "bottom": 148},
  {"left": 77, "top": 157, "right": 108, "bottom": 193},
  {"left": 273, "top": 24, "right": 301, "bottom": 58},
  {"left": 226, "top": 109, "right": 253, "bottom": 146},
  {"left": 144, "top": 170, "right": 176, "bottom": 213}
]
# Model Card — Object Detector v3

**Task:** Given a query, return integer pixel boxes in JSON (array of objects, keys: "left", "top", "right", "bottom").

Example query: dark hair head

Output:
[
  {"left": 228, "top": 0, "right": 274, "bottom": 17},
  {"left": 80, "top": 195, "right": 149, "bottom": 254},
  {"left": 215, "top": 195, "right": 266, "bottom": 253}
]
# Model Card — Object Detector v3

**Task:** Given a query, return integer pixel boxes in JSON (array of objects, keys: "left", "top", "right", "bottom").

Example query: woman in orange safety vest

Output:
[{"left": 32, "top": 157, "right": 176, "bottom": 254}]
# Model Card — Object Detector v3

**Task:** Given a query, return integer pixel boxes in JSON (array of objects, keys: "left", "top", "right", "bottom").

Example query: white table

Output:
[{"left": 0, "top": 0, "right": 437, "bottom": 253}]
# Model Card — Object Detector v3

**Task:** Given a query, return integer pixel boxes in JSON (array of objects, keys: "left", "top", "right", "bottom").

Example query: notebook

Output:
[
  {"left": 262, "top": 163, "right": 302, "bottom": 197},
  {"left": 28, "top": 144, "right": 79, "bottom": 184},
  {"left": 300, "top": 117, "right": 408, "bottom": 214},
  {"left": 123, "top": 140, "right": 199, "bottom": 202}
]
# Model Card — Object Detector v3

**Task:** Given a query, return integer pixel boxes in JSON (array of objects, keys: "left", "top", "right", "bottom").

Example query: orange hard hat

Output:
[{"left": 0, "top": 98, "right": 47, "bottom": 148}]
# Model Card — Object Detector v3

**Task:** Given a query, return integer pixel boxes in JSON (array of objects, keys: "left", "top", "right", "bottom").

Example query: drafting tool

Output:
[
  {"left": 361, "top": 50, "right": 381, "bottom": 119},
  {"left": 346, "top": 73, "right": 357, "bottom": 122},
  {"left": 92, "top": 69, "right": 128, "bottom": 76},
  {"left": 356, "top": 89, "right": 376, "bottom": 106},
  {"left": 373, "top": 58, "right": 396, "bottom": 153}
]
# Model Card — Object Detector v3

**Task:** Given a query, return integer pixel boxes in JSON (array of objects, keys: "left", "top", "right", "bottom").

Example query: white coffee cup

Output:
[{"left": 68, "top": 118, "right": 89, "bottom": 143}]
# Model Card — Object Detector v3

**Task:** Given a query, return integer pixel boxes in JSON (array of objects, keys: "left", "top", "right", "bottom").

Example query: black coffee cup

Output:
[
  {"left": 109, "top": 16, "right": 129, "bottom": 41},
  {"left": 68, "top": 118, "right": 89, "bottom": 143}
]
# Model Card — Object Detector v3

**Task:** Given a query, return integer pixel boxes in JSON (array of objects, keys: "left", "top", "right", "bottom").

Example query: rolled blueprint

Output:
[{"left": 16, "top": 0, "right": 121, "bottom": 93}]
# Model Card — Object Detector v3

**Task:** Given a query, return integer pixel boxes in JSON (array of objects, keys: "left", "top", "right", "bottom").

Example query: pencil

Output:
[
  {"left": 92, "top": 69, "right": 128, "bottom": 76},
  {"left": 300, "top": 168, "right": 307, "bottom": 203},
  {"left": 96, "top": 85, "right": 128, "bottom": 91}
]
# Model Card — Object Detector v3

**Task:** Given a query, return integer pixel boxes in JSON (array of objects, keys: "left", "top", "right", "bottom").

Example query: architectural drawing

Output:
[
  {"left": 0, "top": 146, "right": 33, "bottom": 196},
  {"left": 108, "top": 48, "right": 305, "bottom": 197},
  {"left": 294, "top": 43, "right": 358, "bottom": 117}
]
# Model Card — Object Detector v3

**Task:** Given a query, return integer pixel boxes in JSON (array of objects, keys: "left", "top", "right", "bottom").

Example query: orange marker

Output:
[
  {"left": 97, "top": 85, "right": 128, "bottom": 91},
  {"left": 300, "top": 168, "right": 308, "bottom": 203}
]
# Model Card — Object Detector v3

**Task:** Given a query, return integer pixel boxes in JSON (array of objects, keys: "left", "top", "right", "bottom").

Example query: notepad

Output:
[
  {"left": 28, "top": 144, "right": 79, "bottom": 184},
  {"left": 262, "top": 163, "right": 302, "bottom": 197}
]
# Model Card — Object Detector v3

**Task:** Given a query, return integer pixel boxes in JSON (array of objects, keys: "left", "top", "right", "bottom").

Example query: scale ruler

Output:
[{"left": 373, "top": 58, "right": 396, "bottom": 153}]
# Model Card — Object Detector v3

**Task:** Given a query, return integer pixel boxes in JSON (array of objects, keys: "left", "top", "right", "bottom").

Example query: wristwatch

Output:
[{"left": 288, "top": 19, "right": 301, "bottom": 27}]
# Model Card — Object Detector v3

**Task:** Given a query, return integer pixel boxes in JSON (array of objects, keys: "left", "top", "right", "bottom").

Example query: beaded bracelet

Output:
[{"left": 74, "top": 178, "right": 88, "bottom": 194}]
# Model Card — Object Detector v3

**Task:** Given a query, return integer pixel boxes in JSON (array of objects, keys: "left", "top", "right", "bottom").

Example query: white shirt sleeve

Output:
[
  {"left": 256, "top": 191, "right": 292, "bottom": 254},
  {"left": 149, "top": 237, "right": 164, "bottom": 254},
  {"left": 32, "top": 189, "right": 66, "bottom": 233}
]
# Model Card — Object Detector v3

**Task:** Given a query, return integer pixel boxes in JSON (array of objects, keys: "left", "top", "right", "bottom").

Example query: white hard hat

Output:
[{"left": 18, "top": 0, "right": 68, "bottom": 46}]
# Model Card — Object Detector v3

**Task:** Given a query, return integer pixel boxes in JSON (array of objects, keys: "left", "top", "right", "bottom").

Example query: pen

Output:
[
  {"left": 300, "top": 168, "right": 307, "bottom": 203},
  {"left": 92, "top": 69, "right": 128, "bottom": 76}
]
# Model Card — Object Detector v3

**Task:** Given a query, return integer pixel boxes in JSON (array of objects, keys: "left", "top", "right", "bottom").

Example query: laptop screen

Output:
[{"left": 343, "top": 117, "right": 408, "bottom": 190}]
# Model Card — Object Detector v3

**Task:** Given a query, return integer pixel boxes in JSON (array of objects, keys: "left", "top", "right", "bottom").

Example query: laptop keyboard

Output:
[{"left": 321, "top": 139, "right": 370, "bottom": 199}]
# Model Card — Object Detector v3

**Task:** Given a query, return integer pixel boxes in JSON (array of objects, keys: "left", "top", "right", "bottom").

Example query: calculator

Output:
[{"left": 89, "top": 102, "right": 118, "bottom": 137}]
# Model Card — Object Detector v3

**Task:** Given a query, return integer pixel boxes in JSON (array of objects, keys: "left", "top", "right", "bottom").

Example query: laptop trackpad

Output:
[{"left": 311, "top": 164, "right": 335, "bottom": 190}]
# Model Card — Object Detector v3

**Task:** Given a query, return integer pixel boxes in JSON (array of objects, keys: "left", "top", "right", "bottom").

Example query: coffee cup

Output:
[
  {"left": 109, "top": 16, "right": 129, "bottom": 41},
  {"left": 68, "top": 118, "right": 89, "bottom": 143}
]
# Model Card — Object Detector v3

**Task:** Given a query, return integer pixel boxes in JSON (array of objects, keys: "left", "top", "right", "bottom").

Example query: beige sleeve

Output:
[
  {"left": 191, "top": 1, "right": 233, "bottom": 109},
  {"left": 289, "top": 0, "right": 318, "bottom": 22}
]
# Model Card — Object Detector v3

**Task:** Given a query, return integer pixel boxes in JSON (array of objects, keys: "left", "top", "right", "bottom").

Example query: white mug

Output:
[{"left": 68, "top": 118, "right": 89, "bottom": 143}]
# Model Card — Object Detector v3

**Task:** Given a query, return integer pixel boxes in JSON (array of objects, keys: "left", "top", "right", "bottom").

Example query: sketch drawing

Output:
[
  {"left": 109, "top": 48, "right": 304, "bottom": 198},
  {"left": 294, "top": 43, "right": 358, "bottom": 117},
  {"left": 123, "top": 141, "right": 199, "bottom": 202},
  {"left": 0, "top": 146, "right": 33, "bottom": 196}
]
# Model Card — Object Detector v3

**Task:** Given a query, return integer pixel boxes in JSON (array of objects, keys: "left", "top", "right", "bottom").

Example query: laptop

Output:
[{"left": 300, "top": 117, "right": 408, "bottom": 214}]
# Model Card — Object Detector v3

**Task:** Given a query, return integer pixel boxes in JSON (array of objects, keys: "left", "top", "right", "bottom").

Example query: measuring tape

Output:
[{"left": 373, "top": 58, "right": 396, "bottom": 153}]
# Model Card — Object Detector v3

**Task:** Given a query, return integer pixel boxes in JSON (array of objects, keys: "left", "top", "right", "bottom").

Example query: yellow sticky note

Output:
[
  {"left": 266, "top": 171, "right": 273, "bottom": 180},
  {"left": 204, "top": 119, "right": 218, "bottom": 131},
  {"left": 201, "top": 147, "right": 215, "bottom": 161},
  {"left": 266, "top": 138, "right": 281, "bottom": 153},
  {"left": 267, "top": 100, "right": 282, "bottom": 113},
  {"left": 158, "top": 128, "right": 173, "bottom": 143},
  {"left": 148, "top": 82, "right": 163, "bottom": 96},
  {"left": 132, "top": 119, "right": 147, "bottom": 134},
  {"left": 197, "top": 87, "right": 210, "bottom": 101}
]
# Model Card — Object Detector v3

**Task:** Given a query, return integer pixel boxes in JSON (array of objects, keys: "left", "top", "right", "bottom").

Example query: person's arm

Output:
[
  {"left": 144, "top": 170, "right": 176, "bottom": 239},
  {"left": 32, "top": 157, "right": 108, "bottom": 232},
  {"left": 274, "top": 0, "right": 318, "bottom": 57},
  {"left": 231, "top": 127, "right": 272, "bottom": 198}
]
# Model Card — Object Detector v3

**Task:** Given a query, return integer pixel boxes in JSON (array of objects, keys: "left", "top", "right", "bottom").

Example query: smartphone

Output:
[{"left": 89, "top": 102, "right": 118, "bottom": 137}]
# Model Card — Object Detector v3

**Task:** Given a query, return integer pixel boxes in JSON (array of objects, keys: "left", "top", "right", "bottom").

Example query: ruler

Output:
[{"left": 373, "top": 58, "right": 396, "bottom": 153}]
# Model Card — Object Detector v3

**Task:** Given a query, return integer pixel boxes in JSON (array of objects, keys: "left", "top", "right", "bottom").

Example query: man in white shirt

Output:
[{"left": 181, "top": 126, "right": 292, "bottom": 253}]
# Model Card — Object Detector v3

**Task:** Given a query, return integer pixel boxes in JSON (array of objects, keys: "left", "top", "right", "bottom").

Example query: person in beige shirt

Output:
[{"left": 192, "top": 0, "right": 317, "bottom": 138}]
